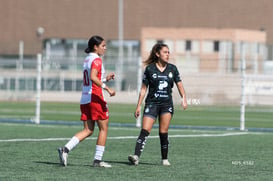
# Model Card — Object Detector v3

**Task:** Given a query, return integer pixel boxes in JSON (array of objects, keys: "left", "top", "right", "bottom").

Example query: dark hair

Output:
[
  {"left": 144, "top": 43, "right": 169, "bottom": 65},
  {"left": 84, "top": 35, "right": 104, "bottom": 53}
]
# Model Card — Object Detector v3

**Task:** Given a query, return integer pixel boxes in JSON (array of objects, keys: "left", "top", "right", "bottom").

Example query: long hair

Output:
[
  {"left": 84, "top": 35, "right": 104, "bottom": 53},
  {"left": 144, "top": 43, "right": 169, "bottom": 65}
]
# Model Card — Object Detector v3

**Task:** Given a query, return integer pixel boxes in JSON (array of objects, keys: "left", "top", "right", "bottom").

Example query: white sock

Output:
[
  {"left": 65, "top": 136, "right": 80, "bottom": 151},
  {"left": 94, "top": 145, "right": 105, "bottom": 161}
]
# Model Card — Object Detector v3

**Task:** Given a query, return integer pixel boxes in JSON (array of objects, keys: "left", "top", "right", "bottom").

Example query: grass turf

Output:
[
  {"left": 0, "top": 123, "right": 273, "bottom": 180},
  {"left": 0, "top": 101, "right": 272, "bottom": 129}
]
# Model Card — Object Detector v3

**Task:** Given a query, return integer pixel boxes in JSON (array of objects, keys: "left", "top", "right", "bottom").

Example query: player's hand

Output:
[
  {"left": 182, "top": 97, "right": 187, "bottom": 110},
  {"left": 108, "top": 88, "right": 116, "bottom": 97},
  {"left": 134, "top": 107, "right": 141, "bottom": 118},
  {"left": 106, "top": 73, "right": 115, "bottom": 81}
]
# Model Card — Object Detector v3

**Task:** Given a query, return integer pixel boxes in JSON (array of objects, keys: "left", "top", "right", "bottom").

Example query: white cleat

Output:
[
  {"left": 162, "top": 159, "right": 171, "bottom": 166},
  {"left": 128, "top": 155, "right": 139, "bottom": 165},
  {"left": 92, "top": 160, "right": 112, "bottom": 168},
  {"left": 58, "top": 147, "right": 68, "bottom": 166}
]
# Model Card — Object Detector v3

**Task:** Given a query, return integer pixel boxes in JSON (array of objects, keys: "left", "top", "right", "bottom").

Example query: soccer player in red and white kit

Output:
[{"left": 58, "top": 35, "right": 115, "bottom": 168}]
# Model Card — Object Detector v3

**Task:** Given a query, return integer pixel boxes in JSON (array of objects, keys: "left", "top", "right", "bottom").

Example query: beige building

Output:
[
  {"left": 1, "top": 0, "right": 273, "bottom": 58},
  {"left": 141, "top": 28, "right": 266, "bottom": 73}
]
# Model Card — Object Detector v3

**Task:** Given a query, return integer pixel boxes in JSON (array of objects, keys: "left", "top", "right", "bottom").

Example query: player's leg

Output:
[
  {"left": 63, "top": 104, "right": 95, "bottom": 152},
  {"left": 90, "top": 100, "right": 112, "bottom": 167},
  {"left": 158, "top": 112, "right": 172, "bottom": 166},
  {"left": 58, "top": 103, "right": 94, "bottom": 166},
  {"left": 58, "top": 120, "right": 95, "bottom": 166},
  {"left": 92, "top": 118, "right": 111, "bottom": 167},
  {"left": 135, "top": 116, "right": 155, "bottom": 155},
  {"left": 128, "top": 116, "right": 155, "bottom": 165}
]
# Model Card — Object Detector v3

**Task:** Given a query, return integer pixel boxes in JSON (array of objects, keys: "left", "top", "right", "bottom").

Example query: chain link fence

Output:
[{"left": 0, "top": 54, "right": 273, "bottom": 106}]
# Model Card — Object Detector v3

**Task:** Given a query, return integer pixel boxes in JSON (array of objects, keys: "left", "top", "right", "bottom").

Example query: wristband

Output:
[{"left": 101, "top": 83, "right": 106, "bottom": 89}]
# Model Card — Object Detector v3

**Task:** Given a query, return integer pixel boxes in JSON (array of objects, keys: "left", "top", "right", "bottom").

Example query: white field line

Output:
[{"left": 0, "top": 132, "right": 252, "bottom": 143}]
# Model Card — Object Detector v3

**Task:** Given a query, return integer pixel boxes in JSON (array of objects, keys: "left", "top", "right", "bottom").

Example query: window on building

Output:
[
  {"left": 157, "top": 40, "right": 164, "bottom": 44},
  {"left": 186, "top": 40, "right": 191, "bottom": 51},
  {"left": 214, "top": 41, "right": 219, "bottom": 52},
  {"left": 107, "top": 40, "right": 140, "bottom": 61}
]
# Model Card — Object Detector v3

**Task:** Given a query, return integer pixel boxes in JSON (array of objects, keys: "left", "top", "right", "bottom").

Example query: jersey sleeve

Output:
[
  {"left": 91, "top": 58, "right": 102, "bottom": 71},
  {"left": 142, "top": 67, "right": 149, "bottom": 86},
  {"left": 173, "top": 65, "right": 182, "bottom": 83}
]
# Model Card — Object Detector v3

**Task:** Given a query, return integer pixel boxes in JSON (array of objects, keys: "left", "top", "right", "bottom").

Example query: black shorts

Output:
[{"left": 143, "top": 103, "right": 174, "bottom": 120}]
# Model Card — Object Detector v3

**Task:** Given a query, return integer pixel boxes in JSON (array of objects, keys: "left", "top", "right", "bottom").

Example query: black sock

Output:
[
  {"left": 159, "top": 132, "right": 169, "bottom": 159},
  {"left": 64, "top": 147, "right": 69, "bottom": 153},
  {"left": 134, "top": 129, "right": 149, "bottom": 157}
]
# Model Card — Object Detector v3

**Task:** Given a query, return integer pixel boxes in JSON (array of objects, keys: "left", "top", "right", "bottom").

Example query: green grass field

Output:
[
  {"left": 0, "top": 101, "right": 272, "bottom": 129},
  {"left": 0, "top": 123, "right": 273, "bottom": 181},
  {"left": 0, "top": 101, "right": 273, "bottom": 180}
]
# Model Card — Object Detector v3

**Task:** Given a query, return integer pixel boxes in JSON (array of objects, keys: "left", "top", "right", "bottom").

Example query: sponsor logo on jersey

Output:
[{"left": 158, "top": 80, "right": 168, "bottom": 90}]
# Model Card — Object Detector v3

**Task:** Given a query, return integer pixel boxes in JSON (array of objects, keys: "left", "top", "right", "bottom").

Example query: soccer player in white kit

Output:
[{"left": 58, "top": 35, "right": 115, "bottom": 168}]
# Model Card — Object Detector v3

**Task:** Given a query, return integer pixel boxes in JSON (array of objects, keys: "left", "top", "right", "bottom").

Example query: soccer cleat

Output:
[
  {"left": 92, "top": 160, "right": 112, "bottom": 168},
  {"left": 58, "top": 147, "right": 68, "bottom": 166},
  {"left": 128, "top": 155, "right": 139, "bottom": 165},
  {"left": 162, "top": 159, "right": 171, "bottom": 166}
]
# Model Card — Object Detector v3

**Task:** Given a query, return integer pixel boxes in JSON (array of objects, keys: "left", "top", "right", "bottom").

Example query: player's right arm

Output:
[{"left": 135, "top": 83, "right": 147, "bottom": 118}]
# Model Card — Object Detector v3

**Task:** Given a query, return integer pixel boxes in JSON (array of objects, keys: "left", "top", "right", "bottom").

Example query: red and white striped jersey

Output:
[{"left": 80, "top": 53, "right": 105, "bottom": 104}]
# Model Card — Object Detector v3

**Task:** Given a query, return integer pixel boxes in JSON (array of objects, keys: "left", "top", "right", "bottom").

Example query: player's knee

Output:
[{"left": 84, "top": 128, "right": 93, "bottom": 136}]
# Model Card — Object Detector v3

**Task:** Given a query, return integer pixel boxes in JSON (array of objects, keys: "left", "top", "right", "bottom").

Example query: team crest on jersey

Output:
[
  {"left": 168, "top": 72, "right": 173, "bottom": 78},
  {"left": 152, "top": 73, "right": 157, "bottom": 79}
]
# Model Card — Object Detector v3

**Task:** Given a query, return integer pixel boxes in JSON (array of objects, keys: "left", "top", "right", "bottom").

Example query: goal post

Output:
[
  {"left": 136, "top": 56, "right": 142, "bottom": 127},
  {"left": 35, "top": 53, "right": 42, "bottom": 124},
  {"left": 240, "top": 44, "right": 246, "bottom": 131}
]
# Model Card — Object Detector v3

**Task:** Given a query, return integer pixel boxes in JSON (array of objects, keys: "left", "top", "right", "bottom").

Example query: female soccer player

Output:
[
  {"left": 58, "top": 35, "right": 115, "bottom": 168},
  {"left": 128, "top": 43, "right": 187, "bottom": 166}
]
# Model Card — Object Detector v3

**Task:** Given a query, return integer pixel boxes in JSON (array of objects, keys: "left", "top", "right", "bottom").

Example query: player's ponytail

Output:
[{"left": 85, "top": 35, "right": 104, "bottom": 53}]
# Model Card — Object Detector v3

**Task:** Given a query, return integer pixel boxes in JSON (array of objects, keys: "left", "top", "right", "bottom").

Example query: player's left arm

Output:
[
  {"left": 176, "top": 81, "right": 187, "bottom": 110},
  {"left": 173, "top": 65, "right": 187, "bottom": 109},
  {"left": 91, "top": 59, "right": 115, "bottom": 96},
  {"left": 105, "top": 72, "right": 115, "bottom": 82},
  {"left": 91, "top": 68, "right": 115, "bottom": 96}
]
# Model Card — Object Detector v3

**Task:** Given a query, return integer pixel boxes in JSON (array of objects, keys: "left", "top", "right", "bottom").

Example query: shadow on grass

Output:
[
  {"left": 105, "top": 160, "right": 157, "bottom": 166},
  {"left": 34, "top": 160, "right": 157, "bottom": 168}
]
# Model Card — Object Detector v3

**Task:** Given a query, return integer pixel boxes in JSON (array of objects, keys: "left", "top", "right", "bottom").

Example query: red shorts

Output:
[{"left": 80, "top": 95, "right": 109, "bottom": 121}]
